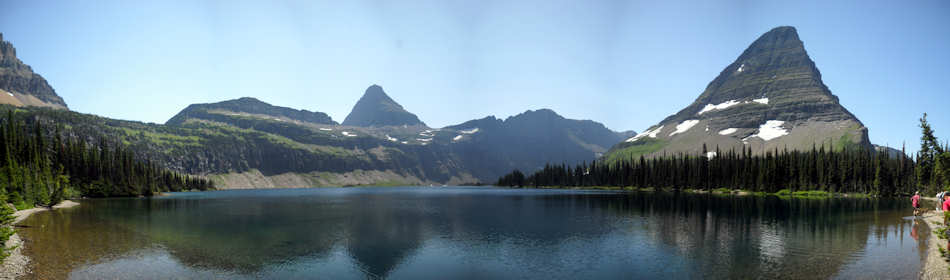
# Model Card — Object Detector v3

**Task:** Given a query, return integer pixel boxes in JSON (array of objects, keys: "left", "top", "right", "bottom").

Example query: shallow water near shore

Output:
[{"left": 17, "top": 187, "right": 929, "bottom": 279}]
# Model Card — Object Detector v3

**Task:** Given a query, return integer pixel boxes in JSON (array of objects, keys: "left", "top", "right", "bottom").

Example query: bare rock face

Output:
[
  {"left": 342, "top": 85, "right": 425, "bottom": 127},
  {"left": 0, "top": 33, "right": 68, "bottom": 109},
  {"left": 607, "top": 26, "right": 869, "bottom": 162}
]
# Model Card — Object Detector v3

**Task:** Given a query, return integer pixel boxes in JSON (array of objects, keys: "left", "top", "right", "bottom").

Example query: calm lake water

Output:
[{"left": 18, "top": 187, "right": 928, "bottom": 279}]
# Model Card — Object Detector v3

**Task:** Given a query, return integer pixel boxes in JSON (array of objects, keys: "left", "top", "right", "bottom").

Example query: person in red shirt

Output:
[
  {"left": 912, "top": 191, "right": 921, "bottom": 216},
  {"left": 942, "top": 196, "right": 950, "bottom": 212}
]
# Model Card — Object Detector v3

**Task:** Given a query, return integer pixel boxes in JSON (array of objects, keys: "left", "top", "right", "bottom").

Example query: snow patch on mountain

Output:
[
  {"left": 698, "top": 100, "right": 741, "bottom": 115},
  {"left": 718, "top": 128, "right": 738, "bottom": 135},
  {"left": 749, "top": 120, "right": 788, "bottom": 141},
  {"left": 459, "top": 128, "right": 479, "bottom": 134},
  {"left": 626, "top": 125, "right": 665, "bottom": 142},
  {"left": 669, "top": 120, "right": 699, "bottom": 136}
]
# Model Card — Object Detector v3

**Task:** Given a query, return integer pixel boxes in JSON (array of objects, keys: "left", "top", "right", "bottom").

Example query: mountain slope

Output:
[
  {"left": 342, "top": 85, "right": 425, "bottom": 127},
  {"left": 19, "top": 103, "right": 476, "bottom": 188},
  {"left": 446, "top": 109, "right": 634, "bottom": 181},
  {"left": 607, "top": 26, "right": 869, "bottom": 163},
  {"left": 0, "top": 33, "right": 68, "bottom": 109}
]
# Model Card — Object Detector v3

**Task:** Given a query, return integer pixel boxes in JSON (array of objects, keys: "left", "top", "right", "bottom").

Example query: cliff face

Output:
[
  {"left": 607, "top": 26, "right": 870, "bottom": 162},
  {"left": 0, "top": 33, "right": 68, "bottom": 109}
]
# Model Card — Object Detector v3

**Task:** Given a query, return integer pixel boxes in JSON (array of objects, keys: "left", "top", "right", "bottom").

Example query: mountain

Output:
[
  {"left": 445, "top": 109, "right": 634, "bottom": 181},
  {"left": 166, "top": 97, "right": 337, "bottom": 126},
  {"left": 606, "top": 26, "right": 869, "bottom": 163},
  {"left": 161, "top": 96, "right": 473, "bottom": 187},
  {"left": 0, "top": 33, "right": 68, "bottom": 109},
  {"left": 152, "top": 91, "right": 633, "bottom": 186},
  {"left": 0, "top": 32, "right": 635, "bottom": 189},
  {"left": 342, "top": 85, "right": 426, "bottom": 127},
  {"left": 873, "top": 144, "right": 904, "bottom": 159}
]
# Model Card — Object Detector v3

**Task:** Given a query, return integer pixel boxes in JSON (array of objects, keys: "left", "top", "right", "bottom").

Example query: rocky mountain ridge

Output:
[
  {"left": 0, "top": 33, "right": 68, "bottom": 109},
  {"left": 606, "top": 26, "right": 870, "bottom": 163}
]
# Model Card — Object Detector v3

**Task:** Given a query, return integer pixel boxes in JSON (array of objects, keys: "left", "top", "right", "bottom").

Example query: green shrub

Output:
[{"left": 0, "top": 201, "right": 15, "bottom": 262}]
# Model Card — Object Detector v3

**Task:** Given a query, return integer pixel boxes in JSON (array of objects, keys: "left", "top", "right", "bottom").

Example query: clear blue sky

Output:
[{"left": 1, "top": 0, "right": 948, "bottom": 153}]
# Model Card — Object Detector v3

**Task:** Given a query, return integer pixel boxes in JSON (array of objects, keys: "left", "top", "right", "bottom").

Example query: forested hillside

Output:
[
  {"left": 0, "top": 109, "right": 212, "bottom": 207},
  {"left": 499, "top": 114, "right": 950, "bottom": 196},
  {"left": 0, "top": 109, "right": 212, "bottom": 261}
]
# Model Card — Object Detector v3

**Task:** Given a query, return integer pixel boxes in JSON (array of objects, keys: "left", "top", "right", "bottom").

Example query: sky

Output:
[{"left": 1, "top": 0, "right": 948, "bottom": 153}]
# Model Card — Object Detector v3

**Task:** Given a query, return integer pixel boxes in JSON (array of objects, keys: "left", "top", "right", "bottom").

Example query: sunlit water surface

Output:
[{"left": 17, "top": 187, "right": 929, "bottom": 279}]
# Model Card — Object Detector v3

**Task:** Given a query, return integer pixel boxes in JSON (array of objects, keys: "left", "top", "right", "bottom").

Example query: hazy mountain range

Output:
[{"left": 0, "top": 27, "right": 895, "bottom": 187}]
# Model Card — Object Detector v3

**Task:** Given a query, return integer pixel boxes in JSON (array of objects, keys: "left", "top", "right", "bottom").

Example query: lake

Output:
[{"left": 17, "top": 187, "right": 928, "bottom": 279}]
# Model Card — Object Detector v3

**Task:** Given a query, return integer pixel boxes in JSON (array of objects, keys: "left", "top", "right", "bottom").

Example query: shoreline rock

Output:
[{"left": 0, "top": 200, "right": 80, "bottom": 280}]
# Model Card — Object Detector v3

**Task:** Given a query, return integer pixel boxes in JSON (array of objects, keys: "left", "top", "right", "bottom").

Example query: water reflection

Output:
[{"left": 17, "top": 187, "right": 926, "bottom": 279}]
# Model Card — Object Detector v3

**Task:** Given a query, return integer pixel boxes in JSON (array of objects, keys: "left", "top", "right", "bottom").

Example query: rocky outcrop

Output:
[
  {"left": 0, "top": 33, "right": 68, "bottom": 109},
  {"left": 342, "top": 85, "right": 425, "bottom": 127},
  {"left": 607, "top": 26, "right": 870, "bottom": 162}
]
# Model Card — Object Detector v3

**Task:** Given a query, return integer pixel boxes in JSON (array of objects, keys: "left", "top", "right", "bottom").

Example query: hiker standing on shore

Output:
[
  {"left": 913, "top": 191, "right": 921, "bottom": 216},
  {"left": 938, "top": 191, "right": 947, "bottom": 211}
]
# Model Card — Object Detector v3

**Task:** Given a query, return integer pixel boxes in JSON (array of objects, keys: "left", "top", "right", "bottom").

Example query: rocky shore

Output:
[{"left": 0, "top": 200, "right": 79, "bottom": 280}]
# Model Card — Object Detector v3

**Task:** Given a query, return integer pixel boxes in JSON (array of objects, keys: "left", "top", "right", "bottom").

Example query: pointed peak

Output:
[
  {"left": 361, "top": 84, "right": 395, "bottom": 101},
  {"left": 765, "top": 26, "right": 798, "bottom": 35},
  {"left": 738, "top": 26, "right": 803, "bottom": 60},
  {"left": 343, "top": 85, "right": 425, "bottom": 127},
  {"left": 755, "top": 26, "right": 800, "bottom": 43}
]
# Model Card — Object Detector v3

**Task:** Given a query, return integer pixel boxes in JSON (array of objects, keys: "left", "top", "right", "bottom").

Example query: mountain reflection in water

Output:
[{"left": 17, "top": 187, "right": 927, "bottom": 279}]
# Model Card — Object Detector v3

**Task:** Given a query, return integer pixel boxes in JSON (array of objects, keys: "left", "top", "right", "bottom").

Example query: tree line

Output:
[
  {"left": 498, "top": 114, "right": 950, "bottom": 196},
  {"left": 0, "top": 110, "right": 213, "bottom": 209},
  {"left": 0, "top": 110, "right": 214, "bottom": 261}
]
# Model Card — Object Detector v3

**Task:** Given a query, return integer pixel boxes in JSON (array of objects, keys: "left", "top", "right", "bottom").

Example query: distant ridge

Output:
[{"left": 166, "top": 97, "right": 337, "bottom": 126}]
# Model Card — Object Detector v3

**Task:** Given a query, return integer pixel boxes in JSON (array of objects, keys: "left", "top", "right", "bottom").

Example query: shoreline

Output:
[
  {"left": 516, "top": 185, "right": 880, "bottom": 198},
  {"left": 1, "top": 200, "right": 80, "bottom": 280},
  {"left": 919, "top": 211, "right": 949, "bottom": 280}
]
